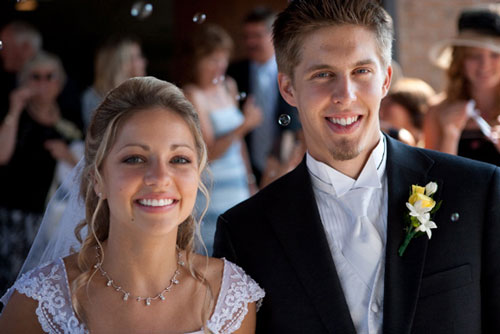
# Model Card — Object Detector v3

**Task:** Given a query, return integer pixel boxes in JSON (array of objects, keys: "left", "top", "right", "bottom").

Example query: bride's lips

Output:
[{"left": 134, "top": 196, "right": 178, "bottom": 213}]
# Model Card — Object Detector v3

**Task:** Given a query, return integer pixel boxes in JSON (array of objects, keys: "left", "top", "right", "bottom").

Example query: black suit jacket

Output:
[{"left": 213, "top": 135, "right": 500, "bottom": 333}]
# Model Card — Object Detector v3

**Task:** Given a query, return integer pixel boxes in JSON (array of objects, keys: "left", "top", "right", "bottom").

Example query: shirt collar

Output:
[{"left": 307, "top": 133, "right": 387, "bottom": 197}]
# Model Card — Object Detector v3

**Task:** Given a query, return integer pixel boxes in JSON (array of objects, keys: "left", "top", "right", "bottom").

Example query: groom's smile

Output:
[{"left": 278, "top": 24, "right": 392, "bottom": 177}]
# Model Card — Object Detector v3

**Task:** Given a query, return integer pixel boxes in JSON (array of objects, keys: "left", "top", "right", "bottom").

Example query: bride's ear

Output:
[{"left": 93, "top": 174, "right": 106, "bottom": 200}]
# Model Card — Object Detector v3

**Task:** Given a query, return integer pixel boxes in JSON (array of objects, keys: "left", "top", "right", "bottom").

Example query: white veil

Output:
[
  {"left": 19, "top": 157, "right": 87, "bottom": 275},
  {"left": 1, "top": 158, "right": 86, "bottom": 307}
]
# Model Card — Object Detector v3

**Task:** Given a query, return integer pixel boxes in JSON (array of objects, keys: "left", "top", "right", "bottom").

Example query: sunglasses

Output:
[{"left": 30, "top": 72, "right": 57, "bottom": 82}]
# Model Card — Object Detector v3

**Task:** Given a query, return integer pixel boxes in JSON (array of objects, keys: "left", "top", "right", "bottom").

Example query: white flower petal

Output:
[
  {"left": 406, "top": 202, "right": 419, "bottom": 216},
  {"left": 425, "top": 228, "right": 432, "bottom": 239},
  {"left": 414, "top": 200, "right": 432, "bottom": 214},
  {"left": 415, "top": 220, "right": 438, "bottom": 239},
  {"left": 425, "top": 182, "right": 438, "bottom": 196},
  {"left": 416, "top": 212, "right": 430, "bottom": 224}
]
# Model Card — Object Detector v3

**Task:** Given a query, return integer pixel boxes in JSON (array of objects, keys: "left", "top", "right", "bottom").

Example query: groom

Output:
[{"left": 213, "top": 0, "right": 500, "bottom": 333}]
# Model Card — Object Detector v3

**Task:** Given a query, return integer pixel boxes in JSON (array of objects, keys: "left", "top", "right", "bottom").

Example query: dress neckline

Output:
[{"left": 59, "top": 257, "right": 229, "bottom": 334}]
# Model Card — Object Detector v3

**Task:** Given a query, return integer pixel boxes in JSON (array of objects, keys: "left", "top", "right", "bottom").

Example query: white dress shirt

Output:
[{"left": 306, "top": 134, "right": 388, "bottom": 334}]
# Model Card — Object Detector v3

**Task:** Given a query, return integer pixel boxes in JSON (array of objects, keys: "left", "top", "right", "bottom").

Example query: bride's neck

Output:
[{"left": 99, "top": 231, "right": 180, "bottom": 296}]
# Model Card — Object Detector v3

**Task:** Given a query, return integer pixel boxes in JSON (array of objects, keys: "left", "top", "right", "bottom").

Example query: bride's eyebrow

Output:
[
  {"left": 116, "top": 143, "right": 195, "bottom": 153},
  {"left": 171, "top": 143, "right": 196, "bottom": 152},
  {"left": 117, "top": 143, "right": 150, "bottom": 152}
]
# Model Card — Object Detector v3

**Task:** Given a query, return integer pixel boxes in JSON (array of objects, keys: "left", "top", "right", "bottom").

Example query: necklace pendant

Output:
[
  {"left": 146, "top": 298, "right": 151, "bottom": 306},
  {"left": 123, "top": 293, "right": 129, "bottom": 301},
  {"left": 159, "top": 294, "right": 165, "bottom": 301},
  {"left": 106, "top": 280, "right": 113, "bottom": 287},
  {"left": 172, "top": 279, "right": 179, "bottom": 285}
]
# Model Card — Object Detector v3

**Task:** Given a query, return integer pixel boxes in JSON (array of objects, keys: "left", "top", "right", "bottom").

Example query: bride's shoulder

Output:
[
  {"left": 62, "top": 253, "right": 82, "bottom": 284},
  {"left": 0, "top": 257, "right": 74, "bottom": 333},
  {"left": 190, "top": 254, "right": 264, "bottom": 302},
  {"left": 198, "top": 257, "right": 265, "bottom": 333},
  {"left": 9, "top": 257, "right": 68, "bottom": 292},
  {"left": 190, "top": 254, "right": 225, "bottom": 294}
]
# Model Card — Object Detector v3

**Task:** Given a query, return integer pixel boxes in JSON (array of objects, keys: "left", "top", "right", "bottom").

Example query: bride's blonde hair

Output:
[{"left": 72, "top": 76, "right": 213, "bottom": 330}]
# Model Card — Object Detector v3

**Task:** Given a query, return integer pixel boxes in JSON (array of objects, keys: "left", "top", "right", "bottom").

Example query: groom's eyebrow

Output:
[{"left": 305, "top": 59, "right": 377, "bottom": 73}]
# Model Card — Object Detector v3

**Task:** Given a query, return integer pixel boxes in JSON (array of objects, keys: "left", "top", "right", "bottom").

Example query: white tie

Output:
[{"left": 340, "top": 187, "right": 383, "bottom": 287}]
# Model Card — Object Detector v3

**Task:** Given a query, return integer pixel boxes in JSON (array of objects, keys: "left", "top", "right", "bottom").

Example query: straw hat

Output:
[{"left": 429, "top": 3, "right": 500, "bottom": 69}]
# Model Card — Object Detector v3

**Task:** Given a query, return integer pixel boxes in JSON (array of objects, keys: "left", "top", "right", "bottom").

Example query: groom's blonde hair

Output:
[{"left": 273, "top": 0, "right": 393, "bottom": 80}]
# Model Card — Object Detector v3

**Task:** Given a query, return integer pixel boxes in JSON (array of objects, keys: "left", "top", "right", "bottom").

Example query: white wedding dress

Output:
[{"left": 1, "top": 258, "right": 264, "bottom": 334}]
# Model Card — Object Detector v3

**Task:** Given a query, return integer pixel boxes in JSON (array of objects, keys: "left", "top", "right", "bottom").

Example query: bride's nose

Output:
[{"left": 144, "top": 160, "right": 172, "bottom": 187}]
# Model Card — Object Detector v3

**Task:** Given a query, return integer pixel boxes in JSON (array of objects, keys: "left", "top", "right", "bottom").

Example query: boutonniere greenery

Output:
[{"left": 398, "top": 181, "right": 442, "bottom": 256}]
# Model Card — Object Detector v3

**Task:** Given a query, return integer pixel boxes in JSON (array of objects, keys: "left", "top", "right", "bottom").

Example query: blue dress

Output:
[{"left": 197, "top": 106, "right": 250, "bottom": 255}]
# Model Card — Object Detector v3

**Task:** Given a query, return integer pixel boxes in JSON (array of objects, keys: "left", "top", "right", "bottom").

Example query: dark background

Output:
[
  {"left": 0, "top": 0, "right": 396, "bottom": 92},
  {"left": 0, "top": 0, "right": 287, "bottom": 91}
]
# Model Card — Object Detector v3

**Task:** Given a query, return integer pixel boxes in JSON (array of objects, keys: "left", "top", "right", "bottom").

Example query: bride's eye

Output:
[
  {"left": 171, "top": 156, "right": 191, "bottom": 164},
  {"left": 123, "top": 155, "right": 145, "bottom": 164}
]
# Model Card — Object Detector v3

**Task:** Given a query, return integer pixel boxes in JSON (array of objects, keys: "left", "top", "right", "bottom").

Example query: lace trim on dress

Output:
[
  {"left": 206, "top": 259, "right": 265, "bottom": 334},
  {"left": 1, "top": 258, "right": 264, "bottom": 334},
  {"left": 2, "top": 258, "right": 86, "bottom": 334}
]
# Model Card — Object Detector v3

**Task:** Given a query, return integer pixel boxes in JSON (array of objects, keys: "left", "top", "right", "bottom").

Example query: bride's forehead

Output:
[{"left": 106, "top": 111, "right": 195, "bottom": 152}]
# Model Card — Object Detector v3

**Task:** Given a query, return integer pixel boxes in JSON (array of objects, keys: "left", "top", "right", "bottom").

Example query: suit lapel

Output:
[
  {"left": 267, "top": 160, "right": 356, "bottom": 334},
  {"left": 383, "top": 136, "right": 440, "bottom": 333}
]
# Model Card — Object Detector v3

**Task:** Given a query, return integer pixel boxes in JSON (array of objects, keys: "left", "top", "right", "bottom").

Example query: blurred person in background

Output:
[
  {"left": 0, "top": 51, "right": 81, "bottom": 295},
  {"left": 380, "top": 77, "right": 436, "bottom": 147},
  {"left": 259, "top": 128, "right": 306, "bottom": 188},
  {"left": 1, "top": 21, "right": 83, "bottom": 132},
  {"left": 81, "top": 37, "right": 147, "bottom": 130},
  {"left": 426, "top": 4, "right": 500, "bottom": 165},
  {"left": 227, "top": 7, "right": 297, "bottom": 185},
  {"left": 0, "top": 21, "right": 42, "bottom": 116},
  {"left": 183, "top": 24, "right": 262, "bottom": 255}
]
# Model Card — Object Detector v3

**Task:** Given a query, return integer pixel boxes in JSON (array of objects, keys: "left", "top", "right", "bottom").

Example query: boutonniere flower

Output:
[{"left": 398, "top": 181, "right": 442, "bottom": 256}]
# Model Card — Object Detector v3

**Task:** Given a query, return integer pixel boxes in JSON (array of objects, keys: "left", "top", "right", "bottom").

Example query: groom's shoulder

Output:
[
  {"left": 222, "top": 163, "right": 305, "bottom": 220},
  {"left": 417, "top": 146, "right": 496, "bottom": 175},
  {"left": 389, "top": 137, "right": 498, "bottom": 177}
]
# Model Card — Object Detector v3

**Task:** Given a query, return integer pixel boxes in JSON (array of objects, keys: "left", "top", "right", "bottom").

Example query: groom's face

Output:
[{"left": 278, "top": 24, "right": 392, "bottom": 168}]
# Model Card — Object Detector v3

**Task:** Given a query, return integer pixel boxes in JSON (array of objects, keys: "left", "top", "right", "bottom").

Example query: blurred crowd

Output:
[{"left": 2, "top": 4, "right": 500, "bottom": 296}]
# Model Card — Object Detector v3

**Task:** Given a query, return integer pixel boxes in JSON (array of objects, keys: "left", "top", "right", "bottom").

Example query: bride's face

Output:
[{"left": 97, "top": 107, "right": 200, "bottom": 237}]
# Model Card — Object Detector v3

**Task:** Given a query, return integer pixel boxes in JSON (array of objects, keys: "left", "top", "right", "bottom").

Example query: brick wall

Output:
[{"left": 396, "top": 0, "right": 495, "bottom": 92}]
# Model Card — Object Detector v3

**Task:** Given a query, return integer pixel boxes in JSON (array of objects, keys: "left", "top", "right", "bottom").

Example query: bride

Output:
[{"left": 0, "top": 77, "right": 264, "bottom": 333}]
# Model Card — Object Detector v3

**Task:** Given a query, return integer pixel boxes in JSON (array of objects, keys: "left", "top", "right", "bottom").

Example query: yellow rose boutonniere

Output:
[{"left": 398, "top": 181, "right": 442, "bottom": 256}]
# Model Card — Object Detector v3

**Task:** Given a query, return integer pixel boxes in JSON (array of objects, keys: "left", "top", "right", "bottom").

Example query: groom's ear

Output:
[{"left": 278, "top": 72, "right": 298, "bottom": 108}]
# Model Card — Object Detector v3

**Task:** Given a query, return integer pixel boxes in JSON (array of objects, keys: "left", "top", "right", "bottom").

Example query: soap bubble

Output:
[
  {"left": 131, "top": 2, "right": 153, "bottom": 20},
  {"left": 193, "top": 13, "right": 207, "bottom": 24},
  {"left": 278, "top": 114, "right": 291, "bottom": 126},
  {"left": 236, "top": 92, "right": 247, "bottom": 101},
  {"left": 450, "top": 212, "right": 459, "bottom": 222}
]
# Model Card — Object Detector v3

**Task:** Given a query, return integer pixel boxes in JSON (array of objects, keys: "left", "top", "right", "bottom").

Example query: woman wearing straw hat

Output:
[{"left": 425, "top": 4, "right": 500, "bottom": 166}]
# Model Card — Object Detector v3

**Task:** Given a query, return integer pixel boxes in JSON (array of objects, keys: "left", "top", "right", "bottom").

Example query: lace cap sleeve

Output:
[
  {"left": 206, "top": 259, "right": 265, "bottom": 334},
  {"left": 0, "top": 258, "right": 86, "bottom": 334}
]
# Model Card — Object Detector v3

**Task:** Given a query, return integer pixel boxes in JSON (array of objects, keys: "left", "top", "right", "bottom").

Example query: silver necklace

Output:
[{"left": 93, "top": 247, "right": 185, "bottom": 306}]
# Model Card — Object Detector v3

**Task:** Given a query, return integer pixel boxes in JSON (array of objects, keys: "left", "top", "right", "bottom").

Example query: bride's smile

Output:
[{"left": 97, "top": 107, "right": 200, "bottom": 236}]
